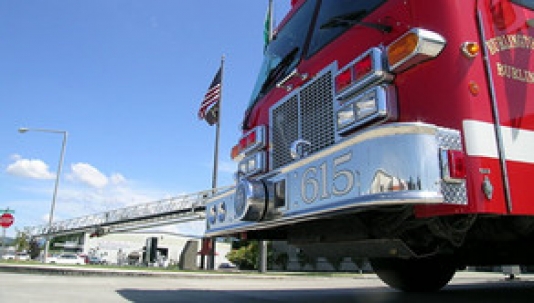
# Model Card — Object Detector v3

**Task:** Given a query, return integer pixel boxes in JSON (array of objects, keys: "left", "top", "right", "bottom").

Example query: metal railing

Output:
[{"left": 24, "top": 186, "right": 232, "bottom": 237}]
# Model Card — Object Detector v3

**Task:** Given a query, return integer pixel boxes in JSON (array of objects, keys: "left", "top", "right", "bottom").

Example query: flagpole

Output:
[
  {"left": 269, "top": 0, "right": 274, "bottom": 42},
  {"left": 208, "top": 56, "right": 224, "bottom": 270},
  {"left": 212, "top": 56, "right": 224, "bottom": 191}
]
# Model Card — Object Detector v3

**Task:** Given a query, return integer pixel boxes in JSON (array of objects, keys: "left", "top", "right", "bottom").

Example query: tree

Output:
[
  {"left": 273, "top": 251, "right": 289, "bottom": 270},
  {"left": 227, "top": 240, "right": 259, "bottom": 270},
  {"left": 14, "top": 229, "right": 29, "bottom": 252},
  {"left": 226, "top": 240, "right": 275, "bottom": 270},
  {"left": 28, "top": 238, "right": 41, "bottom": 260}
]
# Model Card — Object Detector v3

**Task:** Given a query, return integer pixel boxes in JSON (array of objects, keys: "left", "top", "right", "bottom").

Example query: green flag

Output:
[{"left": 263, "top": 0, "right": 273, "bottom": 50}]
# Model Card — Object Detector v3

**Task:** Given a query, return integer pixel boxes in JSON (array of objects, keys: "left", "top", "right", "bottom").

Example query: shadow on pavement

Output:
[{"left": 117, "top": 280, "right": 534, "bottom": 303}]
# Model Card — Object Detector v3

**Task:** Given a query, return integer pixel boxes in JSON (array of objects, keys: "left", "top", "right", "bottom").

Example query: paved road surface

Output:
[{"left": 0, "top": 271, "right": 533, "bottom": 302}]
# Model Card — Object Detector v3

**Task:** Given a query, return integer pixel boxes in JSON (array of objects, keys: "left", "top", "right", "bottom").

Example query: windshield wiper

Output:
[
  {"left": 243, "top": 47, "right": 300, "bottom": 130},
  {"left": 320, "top": 10, "right": 392, "bottom": 33},
  {"left": 259, "top": 47, "right": 300, "bottom": 95}
]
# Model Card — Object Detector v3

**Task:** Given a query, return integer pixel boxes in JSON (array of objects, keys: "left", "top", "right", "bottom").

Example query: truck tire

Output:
[{"left": 370, "top": 257, "right": 456, "bottom": 292}]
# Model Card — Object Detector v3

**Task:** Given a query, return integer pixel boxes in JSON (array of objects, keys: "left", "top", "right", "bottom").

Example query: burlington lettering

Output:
[
  {"left": 496, "top": 62, "right": 534, "bottom": 84},
  {"left": 486, "top": 34, "right": 534, "bottom": 55}
]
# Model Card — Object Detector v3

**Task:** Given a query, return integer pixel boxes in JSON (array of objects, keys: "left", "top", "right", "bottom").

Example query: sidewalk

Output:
[
  {"left": 1, "top": 262, "right": 533, "bottom": 281},
  {"left": 0, "top": 263, "right": 363, "bottom": 280}
]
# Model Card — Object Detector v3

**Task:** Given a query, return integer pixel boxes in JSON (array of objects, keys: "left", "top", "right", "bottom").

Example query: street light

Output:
[{"left": 18, "top": 127, "right": 68, "bottom": 263}]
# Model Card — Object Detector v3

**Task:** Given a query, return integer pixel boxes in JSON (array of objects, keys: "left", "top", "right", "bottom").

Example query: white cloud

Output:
[
  {"left": 6, "top": 156, "right": 55, "bottom": 180},
  {"left": 10, "top": 154, "right": 21, "bottom": 161},
  {"left": 8, "top": 158, "right": 203, "bottom": 236},
  {"left": 69, "top": 163, "right": 109, "bottom": 188},
  {"left": 110, "top": 173, "right": 126, "bottom": 185},
  {"left": 57, "top": 177, "right": 170, "bottom": 214}
]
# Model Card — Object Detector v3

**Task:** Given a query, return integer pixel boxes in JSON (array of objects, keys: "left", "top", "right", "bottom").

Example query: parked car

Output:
[
  {"left": 1, "top": 253, "right": 15, "bottom": 260},
  {"left": 218, "top": 262, "right": 238, "bottom": 271},
  {"left": 15, "top": 252, "right": 30, "bottom": 261},
  {"left": 88, "top": 256, "right": 106, "bottom": 265},
  {"left": 46, "top": 253, "right": 85, "bottom": 265},
  {"left": 78, "top": 254, "right": 89, "bottom": 264}
]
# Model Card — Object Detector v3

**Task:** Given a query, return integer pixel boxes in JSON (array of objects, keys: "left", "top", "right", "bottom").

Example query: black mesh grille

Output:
[
  {"left": 272, "top": 95, "right": 299, "bottom": 169},
  {"left": 300, "top": 72, "right": 335, "bottom": 154},
  {"left": 271, "top": 71, "right": 335, "bottom": 169}
]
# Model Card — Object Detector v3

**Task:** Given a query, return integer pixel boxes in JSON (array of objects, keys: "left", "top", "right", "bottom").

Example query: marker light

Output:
[
  {"left": 335, "top": 68, "right": 352, "bottom": 93},
  {"left": 387, "top": 33, "right": 419, "bottom": 68},
  {"left": 335, "top": 48, "right": 392, "bottom": 99},
  {"left": 461, "top": 42, "right": 480, "bottom": 58},
  {"left": 468, "top": 81, "right": 480, "bottom": 96},
  {"left": 354, "top": 54, "right": 373, "bottom": 81},
  {"left": 440, "top": 149, "right": 466, "bottom": 183},
  {"left": 231, "top": 126, "right": 266, "bottom": 161},
  {"left": 387, "top": 28, "right": 446, "bottom": 73}
]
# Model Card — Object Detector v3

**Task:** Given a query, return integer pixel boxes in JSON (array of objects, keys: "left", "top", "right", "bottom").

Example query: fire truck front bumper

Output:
[{"left": 205, "top": 123, "right": 465, "bottom": 237}]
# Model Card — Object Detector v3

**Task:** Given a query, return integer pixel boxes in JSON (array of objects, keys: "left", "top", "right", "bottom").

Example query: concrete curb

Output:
[
  {"left": 2, "top": 264, "right": 532, "bottom": 282},
  {"left": 0, "top": 264, "right": 360, "bottom": 280}
]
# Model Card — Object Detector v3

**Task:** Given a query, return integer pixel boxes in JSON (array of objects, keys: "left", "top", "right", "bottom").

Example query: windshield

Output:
[
  {"left": 308, "top": 0, "right": 387, "bottom": 56},
  {"left": 512, "top": 0, "right": 534, "bottom": 10},
  {"left": 247, "top": 0, "right": 317, "bottom": 109},
  {"left": 247, "top": 0, "right": 387, "bottom": 112}
]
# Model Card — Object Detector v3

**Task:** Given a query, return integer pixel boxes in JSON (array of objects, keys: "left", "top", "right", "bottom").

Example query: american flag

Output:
[{"left": 198, "top": 67, "right": 222, "bottom": 124}]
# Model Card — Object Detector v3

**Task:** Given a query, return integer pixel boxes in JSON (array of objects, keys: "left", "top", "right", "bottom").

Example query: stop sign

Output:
[{"left": 0, "top": 213, "right": 14, "bottom": 228}]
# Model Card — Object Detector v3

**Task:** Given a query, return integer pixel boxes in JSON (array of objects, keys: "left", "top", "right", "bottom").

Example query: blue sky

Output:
[{"left": 0, "top": 1, "right": 291, "bottom": 237}]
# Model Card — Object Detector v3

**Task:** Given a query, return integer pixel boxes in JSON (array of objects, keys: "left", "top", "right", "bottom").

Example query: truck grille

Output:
[{"left": 271, "top": 71, "right": 335, "bottom": 169}]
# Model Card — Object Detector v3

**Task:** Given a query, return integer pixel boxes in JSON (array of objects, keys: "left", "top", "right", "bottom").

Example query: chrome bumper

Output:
[{"left": 205, "top": 123, "right": 464, "bottom": 237}]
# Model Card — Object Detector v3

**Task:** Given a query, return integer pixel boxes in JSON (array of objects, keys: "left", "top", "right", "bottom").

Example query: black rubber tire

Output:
[{"left": 370, "top": 257, "right": 456, "bottom": 292}]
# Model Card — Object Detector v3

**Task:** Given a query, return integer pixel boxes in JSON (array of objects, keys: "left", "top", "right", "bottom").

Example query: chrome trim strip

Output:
[
  {"left": 476, "top": 9, "right": 513, "bottom": 212},
  {"left": 207, "top": 191, "right": 442, "bottom": 236},
  {"left": 206, "top": 123, "right": 464, "bottom": 236},
  {"left": 280, "top": 123, "right": 436, "bottom": 174}
]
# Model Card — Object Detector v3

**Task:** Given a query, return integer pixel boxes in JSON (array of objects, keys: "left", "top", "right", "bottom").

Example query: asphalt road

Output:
[{"left": 0, "top": 271, "right": 533, "bottom": 303}]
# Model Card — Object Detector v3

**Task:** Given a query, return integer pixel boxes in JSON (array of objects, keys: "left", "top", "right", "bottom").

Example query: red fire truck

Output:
[{"left": 205, "top": 0, "right": 534, "bottom": 291}]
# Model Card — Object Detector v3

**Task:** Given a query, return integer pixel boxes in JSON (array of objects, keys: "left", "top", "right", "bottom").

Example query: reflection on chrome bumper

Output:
[{"left": 205, "top": 123, "right": 465, "bottom": 237}]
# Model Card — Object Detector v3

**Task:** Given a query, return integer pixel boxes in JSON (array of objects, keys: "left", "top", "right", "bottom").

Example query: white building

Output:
[{"left": 82, "top": 231, "right": 231, "bottom": 268}]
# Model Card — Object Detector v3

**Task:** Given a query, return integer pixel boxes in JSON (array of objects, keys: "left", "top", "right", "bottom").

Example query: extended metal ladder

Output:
[{"left": 24, "top": 187, "right": 231, "bottom": 237}]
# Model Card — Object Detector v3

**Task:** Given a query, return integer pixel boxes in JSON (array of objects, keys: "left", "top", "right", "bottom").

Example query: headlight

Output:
[
  {"left": 337, "top": 103, "right": 356, "bottom": 130},
  {"left": 238, "top": 152, "right": 266, "bottom": 177},
  {"left": 356, "top": 91, "right": 379, "bottom": 120},
  {"left": 234, "top": 178, "right": 267, "bottom": 221},
  {"left": 336, "top": 85, "right": 397, "bottom": 135}
]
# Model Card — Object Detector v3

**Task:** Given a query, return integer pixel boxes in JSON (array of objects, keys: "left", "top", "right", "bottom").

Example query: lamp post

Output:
[{"left": 19, "top": 127, "right": 68, "bottom": 263}]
